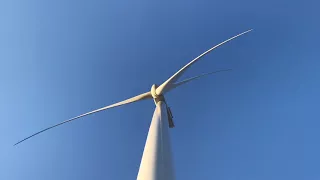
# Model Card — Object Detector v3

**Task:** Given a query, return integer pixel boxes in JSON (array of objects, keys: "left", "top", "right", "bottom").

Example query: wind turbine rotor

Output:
[{"left": 14, "top": 29, "right": 252, "bottom": 146}]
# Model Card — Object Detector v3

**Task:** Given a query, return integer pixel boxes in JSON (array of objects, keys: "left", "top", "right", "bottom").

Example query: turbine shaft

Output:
[
  {"left": 156, "top": 29, "right": 252, "bottom": 95},
  {"left": 14, "top": 92, "right": 152, "bottom": 146}
]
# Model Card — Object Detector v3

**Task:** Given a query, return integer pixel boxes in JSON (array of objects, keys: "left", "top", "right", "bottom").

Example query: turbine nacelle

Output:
[
  {"left": 151, "top": 84, "right": 167, "bottom": 106},
  {"left": 151, "top": 84, "right": 175, "bottom": 128}
]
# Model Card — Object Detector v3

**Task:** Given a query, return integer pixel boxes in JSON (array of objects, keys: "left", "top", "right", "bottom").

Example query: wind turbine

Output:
[{"left": 15, "top": 29, "right": 252, "bottom": 180}]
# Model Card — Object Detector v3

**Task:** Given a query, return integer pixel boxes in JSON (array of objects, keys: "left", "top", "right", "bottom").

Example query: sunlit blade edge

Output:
[{"left": 156, "top": 29, "right": 252, "bottom": 95}]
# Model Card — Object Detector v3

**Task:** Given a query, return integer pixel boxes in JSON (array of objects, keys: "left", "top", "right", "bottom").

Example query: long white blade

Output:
[
  {"left": 163, "top": 69, "right": 232, "bottom": 93},
  {"left": 156, "top": 29, "right": 252, "bottom": 95},
  {"left": 14, "top": 92, "right": 152, "bottom": 146}
]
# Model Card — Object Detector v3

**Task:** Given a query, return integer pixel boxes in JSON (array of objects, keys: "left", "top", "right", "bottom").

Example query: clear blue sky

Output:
[{"left": 1, "top": 0, "right": 319, "bottom": 179}]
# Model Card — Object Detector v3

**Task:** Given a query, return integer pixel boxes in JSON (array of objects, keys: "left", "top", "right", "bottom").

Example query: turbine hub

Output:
[
  {"left": 151, "top": 84, "right": 159, "bottom": 99},
  {"left": 151, "top": 84, "right": 165, "bottom": 104}
]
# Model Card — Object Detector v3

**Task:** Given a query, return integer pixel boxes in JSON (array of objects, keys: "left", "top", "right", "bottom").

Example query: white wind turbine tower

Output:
[{"left": 15, "top": 29, "right": 252, "bottom": 180}]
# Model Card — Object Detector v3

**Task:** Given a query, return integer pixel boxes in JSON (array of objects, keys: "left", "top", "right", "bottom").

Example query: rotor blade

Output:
[
  {"left": 14, "top": 92, "right": 152, "bottom": 146},
  {"left": 156, "top": 29, "right": 252, "bottom": 95},
  {"left": 163, "top": 69, "right": 232, "bottom": 93}
]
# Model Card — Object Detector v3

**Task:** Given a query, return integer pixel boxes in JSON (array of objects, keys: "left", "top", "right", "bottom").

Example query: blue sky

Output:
[{"left": 1, "top": 0, "right": 319, "bottom": 179}]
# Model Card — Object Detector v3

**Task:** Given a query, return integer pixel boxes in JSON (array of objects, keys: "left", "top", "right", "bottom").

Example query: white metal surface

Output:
[{"left": 137, "top": 101, "right": 175, "bottom": 180}]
